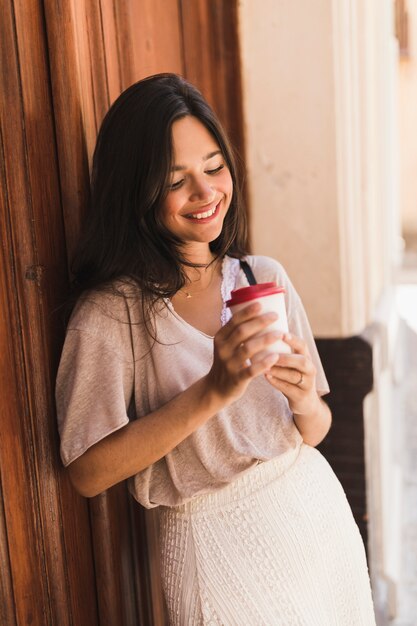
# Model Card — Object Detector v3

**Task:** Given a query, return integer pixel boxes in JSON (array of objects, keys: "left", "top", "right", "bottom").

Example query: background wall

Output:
[
  {"left": 398, "top": 0, "right": 417, "bottom": 238},
  {"left": 238, "top": 0, "right": 401, "bottom": 339},
  {"left": 238, "top": 0, "right": 341, "bottom": 336}
]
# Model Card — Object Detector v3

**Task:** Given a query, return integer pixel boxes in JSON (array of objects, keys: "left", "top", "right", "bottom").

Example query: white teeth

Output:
[{"left": 190, "top": 205, "right": 217, "bottom": 219}]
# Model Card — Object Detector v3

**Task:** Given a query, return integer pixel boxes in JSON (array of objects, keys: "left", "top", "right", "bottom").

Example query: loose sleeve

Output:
[{"left": 55, "top": 299, "right": 134, "bottom": 467}]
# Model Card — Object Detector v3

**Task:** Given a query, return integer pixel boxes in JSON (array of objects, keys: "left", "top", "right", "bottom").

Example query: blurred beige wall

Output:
[
  {"left": 239, "top": 0, "right": 341, "bottom": 336},
  {"left": 399, "top": 0, "right": 417, "bottom": 235},
  {"left": 238, "top": 0, "right": 400, "bottom": 337}
]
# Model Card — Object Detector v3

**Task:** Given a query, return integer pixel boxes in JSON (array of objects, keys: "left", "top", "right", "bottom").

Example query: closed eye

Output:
[
  {"left": 168, "top": 164, "right": 225, "bottom": 191},
  {"left": 206, "top": 164, "right": 224, "bottom": 175},
  {"left": 168, "top": 179, "right": 184, "bottom": 190}
]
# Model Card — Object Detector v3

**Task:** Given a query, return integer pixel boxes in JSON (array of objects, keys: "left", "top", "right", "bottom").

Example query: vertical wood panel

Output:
[
  {"left": 0, "top": 481, "right": 16, "bottom": 626},
  {"left": 100, "top": 0, "right": 123, "bottom": 102},
  {"left": 1, "top": 0, "right": 245, "bottom": 623},
  {"left": 1, "top": 1, "right": 61, "bottom": 624},
  {"left": 1, "top": 0, "right": 99, "bottom": 624},
  {"left": 207, "top": 1, "right": 246, "bottom": 156},
  {"left": 180, "top": 0, "right": 215, "bottom": 103},
  {"left": 84, "top": 0, "right": 112, "bottom": 126},
  {"left": 114, "top": 0, "right": 183, "bottom": 87},
  {"left": 90, "top": 490, "right": 136, "bottom": 626},
  {"left": 11, "top": 0, "right": 100, "bottom": 619},
  {"left": 179, "top": 0, "right": 245, "bottom": 150},
  {"left": 70, "top": 0, "right": 110, "bottom": 159},
  {"left": 43, "top": 0, "right": 91, "bottom": 264}
]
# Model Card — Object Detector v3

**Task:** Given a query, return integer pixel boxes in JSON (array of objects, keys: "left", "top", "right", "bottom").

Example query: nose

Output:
[{"left": 189, "top": 175, "right": 215, "bottom": 202}]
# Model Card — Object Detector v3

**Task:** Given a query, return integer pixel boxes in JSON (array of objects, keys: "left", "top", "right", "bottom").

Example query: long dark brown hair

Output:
[{"left": 72, "top": 73, "right": 248, "bottom": 313}]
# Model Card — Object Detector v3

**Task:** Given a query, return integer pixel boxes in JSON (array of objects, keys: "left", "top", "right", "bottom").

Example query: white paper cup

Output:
[{"left": 226, "top": 282, "right": 290, "bottom": 363}]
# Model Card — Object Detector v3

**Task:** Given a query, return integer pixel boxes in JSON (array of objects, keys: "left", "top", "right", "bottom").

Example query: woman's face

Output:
[{"left": 160, "top": 116, "right": 233, "bottom": 250}]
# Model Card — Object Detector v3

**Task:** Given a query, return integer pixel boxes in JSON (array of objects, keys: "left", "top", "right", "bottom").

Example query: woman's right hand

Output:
[{"left": 205, "top": 302, "right": 281, "bottom": 405}]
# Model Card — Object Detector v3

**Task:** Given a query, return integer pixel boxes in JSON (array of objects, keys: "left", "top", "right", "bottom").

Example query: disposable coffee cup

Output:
[{"left": 226, "top": 282, "right": 291, "bottom": 363}]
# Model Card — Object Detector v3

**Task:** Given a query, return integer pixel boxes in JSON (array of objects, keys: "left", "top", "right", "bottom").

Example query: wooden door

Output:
[{"left": 0, "top": 1, "right": 244, "bottom": 624}]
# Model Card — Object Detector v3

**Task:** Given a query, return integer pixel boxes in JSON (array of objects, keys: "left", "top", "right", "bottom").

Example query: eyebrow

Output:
[{"left": 171, "top": 150, "right": 222, "bottom": 172}]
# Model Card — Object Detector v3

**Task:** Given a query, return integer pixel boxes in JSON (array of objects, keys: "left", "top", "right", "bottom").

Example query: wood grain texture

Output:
[
  {"left": 114, "top": 0, "right": 183, "bottom": 89},
  {"left": 132, "top": 504, "right": 169, "bottom": 626},
  {"left": 12, "top": 0, "right": 99, "bottom": 616},
  {"left": 0, "top": 481, "right": 16, "bottom": 626},
  {"left": 179, "top": 0, "right": 245, "bottom": 149},
  {"left": 1, "top": 1, "right": 61, "bottom": 623},
  {"left": 100, "top": 0, "right": 123, "bottom": 102},
  {"left": 90, "top": 485, "right": 142, "bottom": 626},
  {"left": 1, "top": 0, "right": 98, "bottom": 624},
  {"left": 1, "top": 0, "right": 245, "bottom": 623},
  {"left": 44, "top": 0, "right": 92, "bottom": 265}
]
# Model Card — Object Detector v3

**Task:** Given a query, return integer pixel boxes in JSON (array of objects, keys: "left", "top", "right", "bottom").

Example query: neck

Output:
[
  {"left": 184, "top": 259, "right": 219, "bottom": 289},
  {"left": 177, "top": 248, "right": 222, "bottom": 298},
  {"left": 180, "top": 244, "right": 217, "bottom": 285},
  {"left": 181, "top": 243, "right": 214, "bottom": 268}
]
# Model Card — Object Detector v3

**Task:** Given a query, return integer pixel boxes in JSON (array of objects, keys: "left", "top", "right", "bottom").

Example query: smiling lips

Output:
[{"left": 184, "top": 201, "right": 220, "bottom": 222}]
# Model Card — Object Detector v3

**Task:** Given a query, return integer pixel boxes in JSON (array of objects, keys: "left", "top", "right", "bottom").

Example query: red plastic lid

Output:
[{"left": 226, "top": 282, "right": 285, "bottom": 307}]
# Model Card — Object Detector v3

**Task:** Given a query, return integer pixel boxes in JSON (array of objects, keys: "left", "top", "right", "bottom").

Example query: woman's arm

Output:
[
  {"left": 68, "top": 375, "right": 224, "bottom": 497},
  {"left": 265, "top": 333, "right": 332, "bottom": 447},
  {"left": 292, "top": 397, "right": 332, "bottom": 447},
  {"left": 67, "top": 302, "right": 280, "bottom": 497}
]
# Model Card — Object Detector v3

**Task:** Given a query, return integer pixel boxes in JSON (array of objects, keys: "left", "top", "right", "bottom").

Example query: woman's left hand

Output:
[{"left": 265, "top": 332, "right": 321, "bottom": 416}]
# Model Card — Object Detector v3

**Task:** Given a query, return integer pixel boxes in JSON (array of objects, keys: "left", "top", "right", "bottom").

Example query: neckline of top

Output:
[{"left": 167, "top": 256, "right": 242, "bottom": 339}]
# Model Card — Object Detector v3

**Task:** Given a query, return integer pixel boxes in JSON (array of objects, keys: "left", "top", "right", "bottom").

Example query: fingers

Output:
[
  {"left": 216, "top": 303, "right": 261, "bottom": 342},
  {"left": 265, "top": 377, "right": 304, "bottom": 398},
  {"left": 215, "top": 305, "right": 279, "bottom": 360},
  {"left": 268, "top": 365, "right": 314, "bottom": 388},
  {"left": 280, "top": 332, "right": 310, "bottom": 356},
  {"left": 239, "top": 351, "right": 282, "bottom": 381},
  {"left": 267, "top": 334, "right": 316, "bottom": 388},
  {"left": 269, "top": 354, "right": 315, "bottom": 383},
  {"left": 229, "top": 330, "right": 282, "bottom": 372},
  {"left": 207, "top": 340, "right": 281, "bottom": 406},
  {"left": 211, "top": 302, "right": 283, "bottom": 395}
]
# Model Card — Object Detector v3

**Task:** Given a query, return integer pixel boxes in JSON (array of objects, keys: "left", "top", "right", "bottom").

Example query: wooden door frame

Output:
[{"left": 1, "top": 1, "right": 245, "bottom": 624}]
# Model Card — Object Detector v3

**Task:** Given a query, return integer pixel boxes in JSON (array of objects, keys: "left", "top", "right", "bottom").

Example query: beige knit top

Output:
[{"left": 56, "top": 255, "right": 329, "bottom": 508}]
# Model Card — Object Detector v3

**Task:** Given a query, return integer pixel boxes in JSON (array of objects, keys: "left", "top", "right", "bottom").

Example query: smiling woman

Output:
[
  {"left": 70, "top": 74, "right": 247, "bottom": 311},
  {"left": 56, "top": 73, "right": 376, "bottom": 625},
  {"left": 160, "top": 116, "right": 233, "bottom": 250}
]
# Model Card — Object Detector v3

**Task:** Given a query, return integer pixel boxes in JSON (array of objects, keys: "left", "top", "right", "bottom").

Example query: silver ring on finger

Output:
[{"left": 296, "top": 372, "right": 304, "bottom": 387}]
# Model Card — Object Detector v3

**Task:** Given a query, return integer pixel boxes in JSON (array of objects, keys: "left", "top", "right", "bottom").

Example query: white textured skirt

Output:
[{"left": 158, "top": 444, "right": 376, "bottom": 626}]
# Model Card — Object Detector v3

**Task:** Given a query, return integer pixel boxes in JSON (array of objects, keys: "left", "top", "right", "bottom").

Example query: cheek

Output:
[{"left": 160, "top": 197, "right": 180, "bottom": 224}]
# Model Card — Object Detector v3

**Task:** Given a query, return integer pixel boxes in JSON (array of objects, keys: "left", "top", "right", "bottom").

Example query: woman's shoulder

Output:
[{"left": 67, "top": 280, "right": 143, "bottom": 336}]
